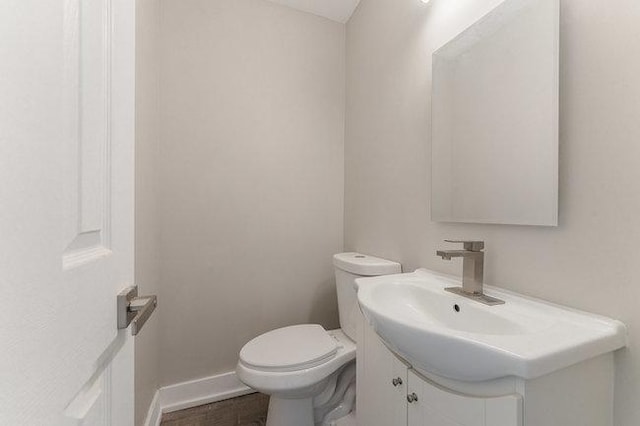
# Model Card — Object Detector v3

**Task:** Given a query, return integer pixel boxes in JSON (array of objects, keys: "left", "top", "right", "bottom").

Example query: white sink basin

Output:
[{"left": 356, "top": 269, "right": 627, "bottom": 382}]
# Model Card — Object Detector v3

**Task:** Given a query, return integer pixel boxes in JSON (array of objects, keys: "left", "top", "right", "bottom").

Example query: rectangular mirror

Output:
[{"left": 431, "top": 0, "right": 559, "bottom": 226}]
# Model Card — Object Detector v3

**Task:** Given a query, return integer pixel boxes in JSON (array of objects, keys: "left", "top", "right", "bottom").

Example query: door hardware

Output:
[{"left": 117, "top": 286, "right": 157, "bottom": 336}]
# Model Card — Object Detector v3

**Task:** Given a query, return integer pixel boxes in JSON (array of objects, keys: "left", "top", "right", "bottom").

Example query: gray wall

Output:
[
  {"left": 135, "top": 0, "right": 162, "bottom": 424},
  {"left": 345, "top": 0, "right": 640, "bottom": 425},
  {"left": 158, "top": 0, "right": 345, "bottom": 386}
]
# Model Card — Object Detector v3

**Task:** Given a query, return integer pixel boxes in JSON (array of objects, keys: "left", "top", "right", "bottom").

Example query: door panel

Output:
[
  {"left": 0, "top": 0, "right": 135, "bottom": 424},
  {"left": 63, "top": 0, "right": 114, "bottom": 269},
  {"left": 408, "top": 370, "right": 483, "bottom": 426},
  {"left": 407, "top": 370, "right": 523, "bottom": 426},
  {"left": 358, "top": 323, "right": 408, "bottom": 426},
  {"left": 486, "top": 396, "right": 523, "bottom": 426}
]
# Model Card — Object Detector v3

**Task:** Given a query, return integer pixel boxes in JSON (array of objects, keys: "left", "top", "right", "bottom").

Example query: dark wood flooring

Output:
[{"left": 160, "top": 393, "right": 269, "bottom": 426}]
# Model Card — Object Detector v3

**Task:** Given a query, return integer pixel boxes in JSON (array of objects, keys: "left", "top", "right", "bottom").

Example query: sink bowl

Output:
[{"left": 356, "top": 269, "right": 627, "bottom": 382}]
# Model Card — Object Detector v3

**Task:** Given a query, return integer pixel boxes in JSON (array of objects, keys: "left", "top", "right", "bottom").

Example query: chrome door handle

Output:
[{"left": 117, "top": 286, "right": 157, "bottom": 336}]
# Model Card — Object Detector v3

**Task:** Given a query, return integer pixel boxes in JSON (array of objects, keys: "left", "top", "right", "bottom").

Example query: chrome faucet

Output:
[{"left": 437, "top": 240, "right": 504, "bottom": 306}]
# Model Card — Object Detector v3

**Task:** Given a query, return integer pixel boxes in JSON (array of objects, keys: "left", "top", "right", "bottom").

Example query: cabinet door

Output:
[
  {"left": 357, "top": 323, "right": 408, "bottom": 426},
  {"left": 407, "top": 371, "right": 522, "bottom": 426}
]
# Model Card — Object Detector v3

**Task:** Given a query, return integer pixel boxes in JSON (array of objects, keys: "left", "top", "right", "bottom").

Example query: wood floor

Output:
[{"left": 160, "top": 393, "right": 269, "bottom": 426}]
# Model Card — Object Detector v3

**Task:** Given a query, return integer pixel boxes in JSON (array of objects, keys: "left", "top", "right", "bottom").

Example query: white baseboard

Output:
[
  {"left": 142, "top": 370, "right": 254, "bottom": 425},
  {"left": 143, "top": 390, "right": 161, "bottom": 426},
  {"left": 142, "top": 371, "right": 253, "bottom": 425}
]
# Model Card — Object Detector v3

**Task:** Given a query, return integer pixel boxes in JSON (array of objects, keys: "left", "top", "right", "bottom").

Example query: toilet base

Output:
[{"left": 266, "top": 397, "right": 314, "bottom": 426}]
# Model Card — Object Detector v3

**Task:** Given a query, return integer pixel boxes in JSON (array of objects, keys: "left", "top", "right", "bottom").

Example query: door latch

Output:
[{"left": 117, "top": 286, "right": 157, "bottom": 336}]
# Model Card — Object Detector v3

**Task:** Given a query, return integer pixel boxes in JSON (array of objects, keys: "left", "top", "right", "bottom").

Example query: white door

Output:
[
  {"left": 407, "top": 370, "right": 523, "bottom": 426},
  {"left": 0, "top": 0, "right": 136, "bottom": 424},
  {"left": 357, "top": 323, "right": 408, "bottom": 426}
]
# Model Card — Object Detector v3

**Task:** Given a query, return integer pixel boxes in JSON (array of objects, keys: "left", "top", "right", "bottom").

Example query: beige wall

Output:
[
  {"left": 345, "top": 0, "right": 640, "bottom": 425},
  {"left": 135, "top": 0, "right": 162, "bottom": 424},
  {"left": 158, "top": 0, "right": 345, "bottom": 386}
]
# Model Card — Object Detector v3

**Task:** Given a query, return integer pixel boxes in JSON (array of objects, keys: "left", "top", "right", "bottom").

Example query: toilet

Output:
[{"left": 236, "top": 253, "right": 401, "bottom": 426}]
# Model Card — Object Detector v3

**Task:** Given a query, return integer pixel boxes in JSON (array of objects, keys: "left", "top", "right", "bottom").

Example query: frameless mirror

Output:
[{"left": 431, "top": 0, "right": 559, "bottom": 226}]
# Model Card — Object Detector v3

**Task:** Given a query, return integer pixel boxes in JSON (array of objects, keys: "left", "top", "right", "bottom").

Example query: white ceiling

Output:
[{"left": 265, "top": 0, "right": 361, "bottom": 23}]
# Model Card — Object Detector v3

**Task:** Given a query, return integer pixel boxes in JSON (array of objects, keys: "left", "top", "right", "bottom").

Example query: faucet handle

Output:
[{"left": 444, "top": 240, "right": 484, "bottom": 252}]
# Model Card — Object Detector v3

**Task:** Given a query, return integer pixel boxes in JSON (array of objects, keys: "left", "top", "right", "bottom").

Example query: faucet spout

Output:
[
  {"left": 435, "top": 240, "right": 504, "bottom": 306},
  {"left": 436, "top": 250, "right": 482, "bottom": 260}
]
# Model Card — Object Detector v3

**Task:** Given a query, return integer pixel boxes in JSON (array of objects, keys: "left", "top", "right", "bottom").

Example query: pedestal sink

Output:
[{"left": 356, "top": 269, "right": 627, "bottom": 382}]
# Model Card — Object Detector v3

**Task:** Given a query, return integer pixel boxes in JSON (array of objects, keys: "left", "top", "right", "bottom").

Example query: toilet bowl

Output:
[
  {"left": 237, "top": 327, "right": 356, "bottom": 426},
  {"left": 236, "top": 253, "right": 401, "bottom": 426}
]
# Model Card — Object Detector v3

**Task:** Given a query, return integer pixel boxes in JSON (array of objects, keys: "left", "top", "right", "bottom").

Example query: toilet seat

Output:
[
  {"left": 240, "top": 325, "right": 338, "bottom": 372},
  {"left": 237, "top": 328, "right": 356, "bottom": 396}
]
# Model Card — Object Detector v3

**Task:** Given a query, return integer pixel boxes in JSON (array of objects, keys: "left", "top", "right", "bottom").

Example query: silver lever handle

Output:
[
  {"left": 117, "top": 286, "right": 157, "bottom": 336},
  {"left": 444, "top": 240, "right": 484, "bottom": 252}
]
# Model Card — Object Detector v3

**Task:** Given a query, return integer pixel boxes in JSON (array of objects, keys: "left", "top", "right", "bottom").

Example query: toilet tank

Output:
[{"left": 333, "top": 253, "right": 401, "bottom": 341}]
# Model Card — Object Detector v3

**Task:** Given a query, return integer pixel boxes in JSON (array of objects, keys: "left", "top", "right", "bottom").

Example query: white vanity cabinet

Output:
[
  {"left": 358, "top": 320, "right": 615, "bottom": 426},
  {"left": 358, "top": 322, "right": 522, "bottom": 426},
  {"left": 355, "top": 268, "right": 624, "bottom": 426},
  {"left": 406, "top": 370, "right": 522, "bottom": 426}
]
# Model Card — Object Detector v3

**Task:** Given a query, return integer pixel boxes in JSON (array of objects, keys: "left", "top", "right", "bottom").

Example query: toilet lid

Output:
[{"left": 240, "top": 324, "right": 338, "bottom": 372}]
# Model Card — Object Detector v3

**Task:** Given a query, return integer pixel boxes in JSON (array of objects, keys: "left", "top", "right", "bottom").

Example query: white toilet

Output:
[{"left": 236, "top": 253, "right": 401, "bottom": 426}]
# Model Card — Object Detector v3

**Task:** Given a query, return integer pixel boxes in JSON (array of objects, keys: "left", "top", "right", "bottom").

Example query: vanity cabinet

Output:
[
  {"left": 406, "top": 370, "right": 522, "bottom": 426},
  {"left": 358, "top": 319, "right": 616, "bottom": 426},
  {"left": 358, "top": 322, "right": 522, "bottom": 426}
]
